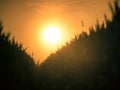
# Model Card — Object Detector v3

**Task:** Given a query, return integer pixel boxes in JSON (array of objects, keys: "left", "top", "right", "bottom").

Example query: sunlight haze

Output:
[
  {"left": 0, "top": 0, "right": 116, "bottom": 62},
  {"left": 44, "top": 26, "right": 61, "bottom": 43}
]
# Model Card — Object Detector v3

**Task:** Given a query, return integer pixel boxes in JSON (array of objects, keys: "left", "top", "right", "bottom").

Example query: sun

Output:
[{"left": 44, "top": 26, "right": 61, "bottom": 43}]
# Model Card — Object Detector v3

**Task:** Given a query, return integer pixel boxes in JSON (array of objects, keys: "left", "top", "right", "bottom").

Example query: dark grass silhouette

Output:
[
  {"left": 0, "top": 22, "right": 36, "bottom": 90},
  {"left": 36, "top": 1, "right": 120, "bottom": 90},
  {"left": 0, "top": 1, "right": 120, "bottom": 90}
]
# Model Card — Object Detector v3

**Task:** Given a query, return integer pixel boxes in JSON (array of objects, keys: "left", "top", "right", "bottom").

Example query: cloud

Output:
[
  {"left": 26, "top": 0, "right": 84, "bottom": 6},
  {"left": 25, "top": 0, "right": 85, "bottom": 15}
]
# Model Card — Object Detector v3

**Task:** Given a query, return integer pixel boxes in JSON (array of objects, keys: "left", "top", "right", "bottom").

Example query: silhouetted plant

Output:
[
  {"left": 0, "top": 0, "right": 120, "bottom": 90},
  {"left": 36, "top": 1, "right": 120, "bottom": 90},
  {"left": 0, "top": 22, "right": 35, "bottom": 90}
]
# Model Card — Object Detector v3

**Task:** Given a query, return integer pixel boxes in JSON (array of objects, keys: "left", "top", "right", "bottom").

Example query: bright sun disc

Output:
[{"left": 44, "top": 26, "right": 61, "bottom": 43}]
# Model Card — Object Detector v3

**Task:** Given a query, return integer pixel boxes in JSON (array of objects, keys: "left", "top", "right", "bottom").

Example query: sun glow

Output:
[{"left": 44, "top": 26, "right": 61, "bottom": 43}]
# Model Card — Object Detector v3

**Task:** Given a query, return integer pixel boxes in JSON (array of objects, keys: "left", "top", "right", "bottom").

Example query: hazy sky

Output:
[{"left": 0, "top": 0, "right": 116, "bottom": 62}]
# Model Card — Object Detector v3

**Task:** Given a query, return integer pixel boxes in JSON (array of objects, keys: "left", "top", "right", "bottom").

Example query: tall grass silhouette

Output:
[
  {"left": 0, "top": 22, "right": 35, "bottom": 90},
  {"left": 0, "top": 1, "right": 120, "bottom": 90},
  {"left": 36, "top": 1, "right": 120, "bottom": 90}
]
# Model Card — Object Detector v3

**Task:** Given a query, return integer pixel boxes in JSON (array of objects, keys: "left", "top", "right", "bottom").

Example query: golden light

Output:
[{"left": 44, "top": 26, "right": 61, "bottom": 43}]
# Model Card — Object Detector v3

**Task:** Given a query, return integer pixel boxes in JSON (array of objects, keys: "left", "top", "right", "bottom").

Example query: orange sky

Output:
[{"left": 0, "top": 0, "right": 117, "bottom": 62}]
